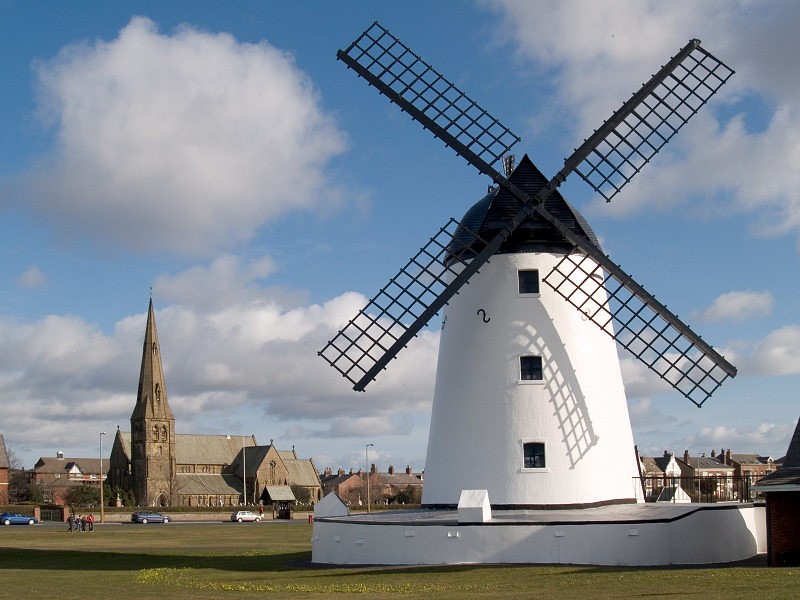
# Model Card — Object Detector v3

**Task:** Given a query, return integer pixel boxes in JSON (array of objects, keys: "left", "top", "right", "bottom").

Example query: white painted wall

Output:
[
  {"left": 423, "top": 252, "right": 641, "bottom": 507},
  {"left": 311, "top": 505, "right": 766, "bottom": 566}
]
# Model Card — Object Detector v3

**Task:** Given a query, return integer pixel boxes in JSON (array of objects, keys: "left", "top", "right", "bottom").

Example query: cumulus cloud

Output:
[
  {"left": 685, "top": 421, "right": 796, "bottom": 457},
  {"left": 483, "top": 1, "right": 800, "bottom": 242},
  {"left": 748, "top": 325, "right": 800, "bottom": 376},
  {"left": 20, "top": 17, "right": 347, "bottom": 256},
  {"left": 16, "top": 266, "right": 46, "bottom": 288},
  {"left": 0, "top": 256, "right": 439, "bottom": 465},
  {"left": 695, "top": 290, "right": 774, "bottom": 323}
]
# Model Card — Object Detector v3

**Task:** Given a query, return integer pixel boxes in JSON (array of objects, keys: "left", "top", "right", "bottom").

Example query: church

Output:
[{"left": 108, "top": 300, "right": 321, "bottom": 507}]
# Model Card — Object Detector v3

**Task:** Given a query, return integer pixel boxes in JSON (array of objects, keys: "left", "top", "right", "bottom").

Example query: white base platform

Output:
[{"left": 312, "top": 503, "right": 766, "bottom": 566}]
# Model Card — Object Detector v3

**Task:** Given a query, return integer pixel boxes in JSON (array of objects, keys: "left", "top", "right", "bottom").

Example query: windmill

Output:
[{"left": 320, "top": 22, "right": 736, "bottom": 508}]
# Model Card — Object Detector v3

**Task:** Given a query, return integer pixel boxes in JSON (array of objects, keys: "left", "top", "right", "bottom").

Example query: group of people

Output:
[{"left": 66, "top": 513, "right": 95, "bottom": 532}]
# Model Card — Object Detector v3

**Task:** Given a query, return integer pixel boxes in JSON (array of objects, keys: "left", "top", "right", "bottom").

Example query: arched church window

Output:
[
  {"left": 155, "top": 384, "right": 161, "bottom": 403},
  {"left": 161, "top": 425, "right": 168, "bottom": 442},
  {"left": 152, "top": 342, "right": 157, "bottom": 355},
  {"left": 152, "top": 425, "right": 159, "bottom": 441}
]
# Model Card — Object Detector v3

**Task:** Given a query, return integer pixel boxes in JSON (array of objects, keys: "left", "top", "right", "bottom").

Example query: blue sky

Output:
[{"left": 1, "top": 1, "right": 799, "bottom": 471}]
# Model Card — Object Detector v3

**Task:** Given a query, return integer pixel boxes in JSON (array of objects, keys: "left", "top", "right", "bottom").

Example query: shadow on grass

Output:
[{"left": 0, "top": 548, "right": 310, "bottom": 573}]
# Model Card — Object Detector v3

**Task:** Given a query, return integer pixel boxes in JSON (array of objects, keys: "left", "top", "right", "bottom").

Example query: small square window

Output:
[
  {"left": 524, "top": 442, "right": 546, "bottom": 469},
  {"left": 518, "top": 270, "right": 540, "bottom": 294},
  {"left": 520, "top": 356, "right": 543, "bottom": 381}
]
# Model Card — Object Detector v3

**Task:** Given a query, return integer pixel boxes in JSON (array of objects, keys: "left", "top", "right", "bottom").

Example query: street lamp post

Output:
[
  {"left": 99, "top": 432, "right": 106, "bottom": 523},
  {"left": 365, "top": 443, "right": 374, "bottom": 513}
]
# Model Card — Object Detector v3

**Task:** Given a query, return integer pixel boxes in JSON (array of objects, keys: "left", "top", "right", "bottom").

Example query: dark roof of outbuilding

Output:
[
  {"left": 447, "top": 154, "right": 600, "bottom": 261},
  {"left": 754, "top": 417, "right": 800, "bottom": 490}
]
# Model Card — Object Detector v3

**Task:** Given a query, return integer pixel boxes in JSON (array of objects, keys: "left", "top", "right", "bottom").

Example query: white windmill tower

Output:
[{"left": 320, "top": 23, "right": 736, "bottom": 510}]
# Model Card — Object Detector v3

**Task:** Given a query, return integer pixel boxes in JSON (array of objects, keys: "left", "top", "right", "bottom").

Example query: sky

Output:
[{"left": 1, "top": 1, "right": 799, "bottom": 472}]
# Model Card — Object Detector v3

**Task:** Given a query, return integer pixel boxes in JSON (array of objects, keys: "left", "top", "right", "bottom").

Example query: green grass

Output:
[{"left": 0, "top": 522, "right": 797, "bottom": 599}]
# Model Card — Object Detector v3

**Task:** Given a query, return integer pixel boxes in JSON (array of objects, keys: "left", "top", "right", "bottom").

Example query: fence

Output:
[{"left": 636, "top": 475, "right": 766, "bottom": 503}]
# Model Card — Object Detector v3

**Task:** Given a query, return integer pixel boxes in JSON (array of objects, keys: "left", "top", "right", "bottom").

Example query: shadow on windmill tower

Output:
[{"left": 313, "top": 22, "right": 762, "bottom": 566}]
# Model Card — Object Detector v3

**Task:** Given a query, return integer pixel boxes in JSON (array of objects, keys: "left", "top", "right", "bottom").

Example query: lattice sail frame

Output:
[
  {"left": 543, "top": 251, "right": 733, "bottom": 407},
  {"left": 323, "top": 22, "right": 737, "bottom": 402},
  {"left": 319, "top": 219, "right": 487, "bottom": 388}
]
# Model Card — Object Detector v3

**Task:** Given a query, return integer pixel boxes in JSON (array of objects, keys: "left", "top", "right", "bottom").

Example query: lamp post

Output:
[
  {"left": 242, "top": 435, "right": 247, "bottom": 505},
  {"left": 99, "top": 432, "right": 106, "bottom": 523},
  {"left": 365, "top": 443, "right": 374, "bottom": 513}
]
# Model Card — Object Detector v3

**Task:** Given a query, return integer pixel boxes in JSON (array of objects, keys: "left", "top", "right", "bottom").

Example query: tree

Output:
[
  {"left": 65, "top": 485, "right": 100, "bottom": 507},
  {"left": 290, "top": 484, "right": 311, "bottom": 505}
]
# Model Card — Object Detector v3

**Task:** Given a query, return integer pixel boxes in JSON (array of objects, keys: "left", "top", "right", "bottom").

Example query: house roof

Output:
[
  {"left": 0, "top": 435, "right": 8, "bottom": 469},
  {"left": 321, "top": 472, "right": 360, "bottom": 487},
  {"left": 729, "top": 453, "right": 771, "bottom": 466},
  {"left": 34, "top": 456, "right": 104, "bottom": 474},
  {"left": 679, "top": 455, "right": 735, "bottom": 471}
]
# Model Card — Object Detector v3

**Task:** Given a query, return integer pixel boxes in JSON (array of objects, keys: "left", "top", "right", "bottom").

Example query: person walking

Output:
[{"left": 66, "top": 513, "right": 74, "bottom": 532}]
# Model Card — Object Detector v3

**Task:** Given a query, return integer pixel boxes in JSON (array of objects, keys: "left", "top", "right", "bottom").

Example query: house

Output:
[
  {"left": 320, "top": 468, "right": 364, "bottom": 506},
  {"left": 676, "top": 450, "right": 736, "bottom": 502},
  {"left": 29, "top": 451, "right": 105, "bottom": 505},
  {"left": 752, "top": 417, "right": 800, "bottom": 566},
  {"left": 639, "top": 451, "right": 682, "bottom": 501},
  {"left": 370, "top": 465, "right": 423, "bottom": 504},
  {"left": 0, "top": 434, "right": 9, "bottom": 504},
  {"left": 718, "top": 449, "right": 775, "bottom": 486}
]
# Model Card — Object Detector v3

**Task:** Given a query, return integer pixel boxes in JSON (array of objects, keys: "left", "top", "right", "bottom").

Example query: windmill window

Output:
[
  {"left": 518, "top": 270, "right": 540, "bottom": 295},
  {"left": 523, "top": 442, "right": 546, "bottom": 469},
  {"left": 520, "top": 356, "right": 543, "bottom": 381}
]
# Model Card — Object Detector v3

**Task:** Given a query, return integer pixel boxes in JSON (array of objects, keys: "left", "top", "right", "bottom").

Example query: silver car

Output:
[{"left": 230, "top": 510, "right": 261, "bottom": 522}]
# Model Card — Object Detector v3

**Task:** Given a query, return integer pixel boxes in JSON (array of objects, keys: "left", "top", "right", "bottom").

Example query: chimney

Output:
[
  {"left": 388, "top": 465, "right": 394, "bottom": 475},
  {"left": 726, "top": 449, "right": 731, "bottom": 465},
  {"left": 663, "top": 450, "right": 669, "bottom": 457},
  {"left": 337, "top": 468, "right": 344, "bottom": 476},
  {"left": 406, "top": 465, "right": 412, "bottom": 475},
  {"left": 683, "top": 450, "right": 690, "bottom": 464},
  {"left": 370, "top": 463, "right": 377, "bottom": 474},
  {"left": 710, "top": 449, "right": 716, "bottom": 458},
  {"left": 349, "top": 468, "right": 354, "bottom": 474},
  {"left": 57, "top": 450, "right": 64, "bottom": 460}
]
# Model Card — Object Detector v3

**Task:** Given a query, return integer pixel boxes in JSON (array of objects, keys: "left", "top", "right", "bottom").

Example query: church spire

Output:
[{"left": 132, "top": 298, "right": 173, "bottom": 420}]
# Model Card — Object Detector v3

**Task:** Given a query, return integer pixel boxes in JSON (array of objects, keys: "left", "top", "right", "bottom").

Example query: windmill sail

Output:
[{"left": 323, "top": 22, "right": 736, "bottom": 402}]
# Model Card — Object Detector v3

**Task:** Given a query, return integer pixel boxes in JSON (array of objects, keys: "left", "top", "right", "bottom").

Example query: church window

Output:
[
  {"left": 155, "top": 384, "right": 161, "bottom": 403},
  {"left": 523, "top": 442, "right": 546, "bottom": 469},
  {"left": 161, "top": 425, "right": 168, "bottom": 442},
  {"left": 518, "top": 270, "right": 540, "bottom": 295},
  {"left": 520, "top": 356, "right": 543, "bottom": 381},
  {"left": 152, "top": 425, "right": 159, "bottom": 441}
]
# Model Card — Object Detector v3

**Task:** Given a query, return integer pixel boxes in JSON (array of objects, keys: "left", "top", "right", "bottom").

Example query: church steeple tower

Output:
[{"left": 130, "top": 298, "right": 176, "bottom": 507}]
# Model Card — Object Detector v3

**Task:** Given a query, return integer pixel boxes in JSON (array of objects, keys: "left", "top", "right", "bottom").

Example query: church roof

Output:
[
  {"left": 116, "top": 431, "right": 258, "bottom": 466},
  {"left": 283, "top": 457, "right": 321, "bottom": 487},
  {"left": 175, "top": 473, "right": 243, "bottom": 495},
  {"left": 0, "top": 435, "right": 8, "bottom": 469}
]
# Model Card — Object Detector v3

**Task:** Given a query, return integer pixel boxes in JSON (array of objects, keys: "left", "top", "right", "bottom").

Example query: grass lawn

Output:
[{"left": 0, "top": 521, "right": 797, "bottom": 599}]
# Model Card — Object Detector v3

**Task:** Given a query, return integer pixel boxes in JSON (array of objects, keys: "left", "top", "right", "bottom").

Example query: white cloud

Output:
[
  {"left": 748, "top": 325, "right": 800, "bottom": 376},
  {"left": 0, "top": 257, "right": 438, "bottom": 465},
  {"left": 16, "top": 266, "right": 46, "bottom": 288},
  {"left": 22, "top": 17, "right": 347, "bottom": 256},
  {"left": 695, "top": 290, "right": 774, "bottom": 323},
  {"left": 484, "top": 1, "right": 800, "bottom": 242},
  {"left": 685, "top": 421, "right": 796, "bottom": 458}
]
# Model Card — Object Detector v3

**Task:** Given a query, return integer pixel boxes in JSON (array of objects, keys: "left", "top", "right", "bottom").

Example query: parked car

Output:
[
  {"left": 131, "top": 510, "right": 170, "bottom": 524},
  {"left": 1, "top": 512, "right": 38, "bottom": 526},
  {"left": 231, "top": 510, "right": 261, "bottom": 523}
]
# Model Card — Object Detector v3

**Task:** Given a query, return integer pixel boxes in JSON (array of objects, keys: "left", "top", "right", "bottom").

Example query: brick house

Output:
[
  {"left": 0, "top": 434, "right": 9, "bottom": 504},
  {"left": 30, "top": 451, "right": 105, "bottom": 505},
  {"left": 677, "top": 450, "right": 736, "bottom": 501},
  {"left": 320, "top": 468, "right": 364, "bottom": 505},
  {"left": 717, "top": 448, "right": 775, "bottom": 487},
  {"left": 752, "top": 417, "right": 800, "bottom": 566}
]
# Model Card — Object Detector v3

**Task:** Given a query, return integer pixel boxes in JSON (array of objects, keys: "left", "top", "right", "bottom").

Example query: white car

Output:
[{"left": 231, "top": 510, "right": 261, "bottom": 522}]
